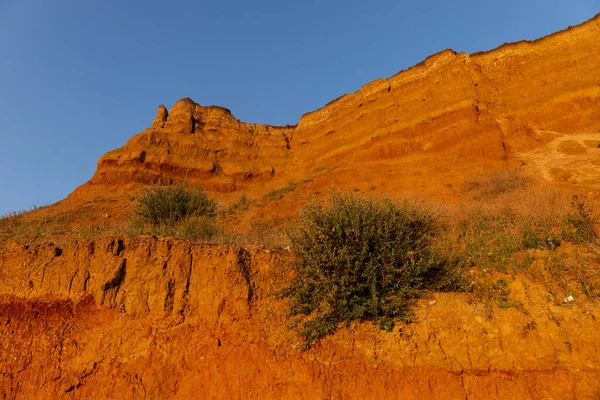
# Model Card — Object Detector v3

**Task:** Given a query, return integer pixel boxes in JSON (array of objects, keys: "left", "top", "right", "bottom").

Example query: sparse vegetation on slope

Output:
[
  {"left": 464, "top": 168, "right": 529, "bottom": 199},
  {"left": 447, "top": 181, "right": 600, "bottom": 303},
  {"left": 452, "top": 190, "right": 597, "bottom": 272}
]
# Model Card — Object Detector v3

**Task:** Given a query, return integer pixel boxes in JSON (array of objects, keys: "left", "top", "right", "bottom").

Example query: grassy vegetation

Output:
[
  {"left": 0, "top": 207, "right": 97, "bottom": 244},
  {"left": 221, "top": 179, "right": 312, "bottom": 219},
  {"left": 261, "top": 179, "right": 312, "bottom": 202},
  {"left": 135, "top": 183, "right": 217, "bottom": 225},
  {"left": 464, "top": 168, "right": 529, "bottom": 199},
  {"left": 0, "top": 211, "right": 24, "bottom": 242},
  {"left": 225, "top": 193, "right": 250, "bottom": 215},
  {"left": 131, "top": 183, "right": 220, "bottom": 241},
  {"left": 129, "top": 214, "right": 221, "bottom": 241},
  {"left": 450, "top": 170, "right": 600, "bottom": 304},
  {"left": 282, "top": 190, "right": 467, "bottom": 348},
  {"left": 451, "top": 191, "right": 597, "bottom": 273}
]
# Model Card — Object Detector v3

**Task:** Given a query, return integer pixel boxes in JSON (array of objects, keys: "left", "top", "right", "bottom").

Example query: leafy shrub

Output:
[
  {"left": 134, "top": 183, "right": 217, "bottom": 226},
  {"left": 283, "top": 190, "right": 464, "bottom": 348}
]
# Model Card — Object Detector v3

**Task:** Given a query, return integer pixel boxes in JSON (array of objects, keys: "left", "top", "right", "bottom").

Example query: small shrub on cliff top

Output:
[
  {"left": 134, "top": 183, "right": 217, "bottom": 226},
  {"left": 282, "top": 190, "right": 464, "bottom": 348}
]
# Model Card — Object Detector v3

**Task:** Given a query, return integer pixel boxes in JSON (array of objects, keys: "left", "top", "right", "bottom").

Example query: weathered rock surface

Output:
[
  {"left": 1, "top": 237, "right": 599, "bottom": 399},
  {"left": 70, "top": 13, "right": 600, "bottom": 204},
  {"left": 88, "top": 98, "right": 294, "bottom": 193}
]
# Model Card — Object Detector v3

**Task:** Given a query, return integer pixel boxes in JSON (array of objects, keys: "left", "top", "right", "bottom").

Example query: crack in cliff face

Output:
[
  {"left": 101, "top": 259, "right": 127, "bottom": 309},
  {"left": 164, "top": 279, "right": 175, "bottom": 314},
  {"left": 68, "top": 270, "right": 78, "bottom": 295},
  {"left": 82, "top": 270, "right": 90, "bottom": 293},
  {"left": 64, "top": 361, "right": 100, "bottom": 394},
  {"left": 460, "top": 372, "right": 469, "bottom": 400},
  {"left": 236, "top": 248, "right": 254, "bottom": 305},
  {"left": 464, "top": 55, "right": 514, "bottom": 161},
  {"left": 54, "top": 324, "right": 72, "bottom": 383},
  {"left": 179, "top": 248, "right": 193, "bottom": 322},
  {"left": 110, "top": 239, "right": 125, "bottom": 257}
]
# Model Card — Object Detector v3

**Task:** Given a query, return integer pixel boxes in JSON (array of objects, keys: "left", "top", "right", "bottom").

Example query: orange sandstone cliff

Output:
[
  {"left": 70, "top": 13, "right": 600, "bottom": 206},
  {"left": 2, "top": 13, "right": 600, "bottom": 400}
]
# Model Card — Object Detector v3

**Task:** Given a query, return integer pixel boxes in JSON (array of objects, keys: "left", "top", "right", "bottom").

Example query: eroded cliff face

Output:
[
  {"left": 89, "top": 98, "right": 294, "bottom": 194},
  {"left": 71, "top": 13, "right": 600, "bottom": 205},
  {"left": 1, "top": 237, "right": 599, "bottom": 399}
]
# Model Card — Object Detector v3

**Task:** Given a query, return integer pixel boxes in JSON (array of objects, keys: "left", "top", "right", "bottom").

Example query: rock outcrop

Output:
[
  {"left": 151, "top": 104, "right": 168, "bottom": 129},
  {"left": 89, "top": 98, "right": 294, "bottom": 193}
]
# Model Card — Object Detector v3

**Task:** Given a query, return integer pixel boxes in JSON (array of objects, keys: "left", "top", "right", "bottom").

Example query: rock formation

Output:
[
  {"left": 70, "top": 13, "right": 600, "bottom": 203},
  {"left": 151, "top": 104, "right": 168, "bottom": 129},
  {"left": 89, "top": 98, "right": 294, "bottom": 193}
]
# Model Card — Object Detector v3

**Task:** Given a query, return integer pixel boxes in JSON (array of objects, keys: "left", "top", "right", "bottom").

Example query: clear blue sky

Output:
[{"left": 0, "top": 1, "right": 598, "bottom": 214}]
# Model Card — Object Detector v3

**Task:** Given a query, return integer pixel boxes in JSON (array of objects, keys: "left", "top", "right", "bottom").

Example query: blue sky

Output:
[{"left": 0, "top": 1, "right": 598, "bottom": 214}]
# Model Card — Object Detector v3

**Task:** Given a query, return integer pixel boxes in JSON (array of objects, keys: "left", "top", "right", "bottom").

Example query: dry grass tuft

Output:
[{"left": 464, "top": 168, "right": 529, "bottom": 199}]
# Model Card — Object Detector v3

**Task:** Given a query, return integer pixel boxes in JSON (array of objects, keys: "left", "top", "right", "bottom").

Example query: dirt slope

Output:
[{"left": 1, "top": 238, "right": 599, "bottom": 399}]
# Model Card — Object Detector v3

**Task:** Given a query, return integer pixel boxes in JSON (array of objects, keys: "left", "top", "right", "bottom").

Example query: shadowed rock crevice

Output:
[
  {"left": 164, "top": 279, "right": 176, "bottom": 314},
  {"left": 110, "top": 239, "right": 125, "bottom": 257},
  {"left": 101, "top": 259, "right": 127, "bottom": 309},
  {"left": 236, "top": 248, "right": 254, "bottom": 304}
]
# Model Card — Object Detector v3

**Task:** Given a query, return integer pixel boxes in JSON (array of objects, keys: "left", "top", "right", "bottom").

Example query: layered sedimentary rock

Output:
[
  {"left": 293, "top": 18, "right": 600, "bottom": 178},
  {"left": 77, "top": 13, "right": 600, "bottom": 199},
  {"left": 90, "top": 98, "right": 294, "bottom": 192}
]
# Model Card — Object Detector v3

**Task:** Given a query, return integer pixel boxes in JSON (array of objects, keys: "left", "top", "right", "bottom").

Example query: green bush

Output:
[
  {"left": 181, "top": 215, "right": 220, "bottom": 240},
  {"left": 134, "top": 183, "right": 217, "bottom": 226},
  {"left": 283, "top": 190, "right": 463, "bottom": 348}
]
